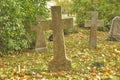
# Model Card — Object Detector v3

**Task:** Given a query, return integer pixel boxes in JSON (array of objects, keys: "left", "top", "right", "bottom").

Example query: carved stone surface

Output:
[
  {"left": 108, "top": 16, "right": 120, "bottom": 41},
  {"left": 48, "top": 6, "right": 73, "bottom": 72},
  {"left": 85, "top": 12, "right": 104, "bottom": 48}
]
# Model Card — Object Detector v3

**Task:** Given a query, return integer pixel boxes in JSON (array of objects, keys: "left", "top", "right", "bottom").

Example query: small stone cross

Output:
[
  {"left": 31, "top": 16, "right": 49, "bottom": 51},
  {"left": 85, "top": 12, "right": 104, "bottom": 48}
]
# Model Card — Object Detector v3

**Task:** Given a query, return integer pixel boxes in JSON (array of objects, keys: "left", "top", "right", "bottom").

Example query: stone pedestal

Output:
[{"left": 48, "top": 58, "right": 71, "bottom": 72}]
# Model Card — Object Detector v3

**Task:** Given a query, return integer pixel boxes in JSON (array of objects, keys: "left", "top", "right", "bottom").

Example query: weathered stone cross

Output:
[
  {"left": 32, "top": 6, "right": 73, "bottom": 71},
  {"left": 85, "top": 12, "right": 104, "bottom": 48},
  {"left": 31, "top": 16, "right": 49, "bottom": 51},
  {"left": 47, "top": 6, "right": 73, "bottom": 72}
]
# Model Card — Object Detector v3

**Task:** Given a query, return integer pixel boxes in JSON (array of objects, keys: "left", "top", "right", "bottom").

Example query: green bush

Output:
[
  {"left": 0, "top": 0, "right": 48, "bottom": 53},
  {"left": 71, "top": 0, "right": 120, "bottom": 31}
]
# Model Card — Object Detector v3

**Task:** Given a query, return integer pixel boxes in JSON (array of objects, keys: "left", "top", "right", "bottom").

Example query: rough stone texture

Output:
[
  {"left": 108, "top": 16, "right": 120, "bottom": 41},
  {"left": 85, "top": 12, "right": 104, "bottom": 48},
  {"left": 48, "top": 6, "right": 73, "bottom": 72},
  {"left": 31, "top": 16, "right": 47, "bottom": 52}
]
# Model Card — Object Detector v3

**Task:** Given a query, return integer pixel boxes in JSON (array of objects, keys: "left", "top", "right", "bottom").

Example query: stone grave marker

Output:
[
  {"left": 47, "top": 6, "right": 73, "bottom": 72},
  {"left": 85, "top": 12, "right": 104, "bottom": 48},
  {"left": 32, "top": 6, "right": 73, "bottom": 71},
  {"left": 31, "top": 16, "right": 48, "bottom": 51},
  {"left": 108, "top": 16, "right": 120, "bottom": 41}
]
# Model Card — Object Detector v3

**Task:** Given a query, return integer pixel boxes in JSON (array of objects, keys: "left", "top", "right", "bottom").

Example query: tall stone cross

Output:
[
  {"left": 47, "top": 6, "right": 73, "bottom": 72},
  {"left": 85, "top": 12, "right": 104, "bottom": 48},
  {"left": 31, "top": 16, "right": 50, "bottom": 51}
]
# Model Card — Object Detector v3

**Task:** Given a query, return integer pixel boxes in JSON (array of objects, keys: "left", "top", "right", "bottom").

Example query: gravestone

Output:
[
  {"left": 108, "top": 16, "right": 120, "bottom": 41},
  {"left": 85, "top": 12, "right": 104, "bottom": 48},
  {"left": 47, "top": 6, "right": 73, "bottom": 72},
  {"left": 31, "top": 16, "right": 48, "bottom": 51},
  {"left": 48, "top": 6, "right": 73, "bottom": 72}
]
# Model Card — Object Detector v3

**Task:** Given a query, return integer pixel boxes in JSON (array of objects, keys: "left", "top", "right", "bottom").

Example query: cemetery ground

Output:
[{"left": 0, "top": 27, "right": 120, "bottom": 80}]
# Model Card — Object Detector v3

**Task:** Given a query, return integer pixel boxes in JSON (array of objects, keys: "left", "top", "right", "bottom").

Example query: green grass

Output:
[{"left": 0, "top": 28, "right": 120, "bottom": 80}]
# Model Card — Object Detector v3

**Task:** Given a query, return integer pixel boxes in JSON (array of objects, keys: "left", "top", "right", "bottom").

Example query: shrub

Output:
[{"left": 0, "top": 0, "right": 48, "bottom": 53}]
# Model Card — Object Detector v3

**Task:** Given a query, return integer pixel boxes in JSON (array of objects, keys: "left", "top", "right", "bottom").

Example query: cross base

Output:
[{"left": 48, "top": 58, "right": 71, "bottom": 72}]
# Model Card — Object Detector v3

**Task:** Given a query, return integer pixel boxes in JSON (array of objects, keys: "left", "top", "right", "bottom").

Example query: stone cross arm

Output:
[
  {"left": 31, "top": 20, "right": 51, "bottom": 31},
  {"left": 40, "top": 18, "right": 73, "bottom": 30},
  {"left": 85, "top": 20, "right": 104, "bottom": 27},
  {"left": 31, "top": 16, "right": 73, "bottom": 31},
  {"left": 85, "top": 11, "right": 104, "bottom": 28}
]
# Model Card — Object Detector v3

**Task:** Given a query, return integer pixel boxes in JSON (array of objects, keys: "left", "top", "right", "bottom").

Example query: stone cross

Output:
[
  {"left": 85, "top": 12, "right": 104, "bottom": 48},
  {"left": 31, "top": 16, "right": 49, "bottom": 51},
  {"left": 47, "top": 6, "right": 73, "bottom": 72}
]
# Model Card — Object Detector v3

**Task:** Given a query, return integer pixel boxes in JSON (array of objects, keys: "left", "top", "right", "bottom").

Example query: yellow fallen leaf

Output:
[
  {"left": 50, "top": 77, "right": 56, "bottom": 80},
  {"left": 114, "top": 49, "right": 120, "bottom": 53}
]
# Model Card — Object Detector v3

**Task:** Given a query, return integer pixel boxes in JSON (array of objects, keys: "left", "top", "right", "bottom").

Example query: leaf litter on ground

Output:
[{"left": 0, "top": 28, "right": 120, "bottom": 79}]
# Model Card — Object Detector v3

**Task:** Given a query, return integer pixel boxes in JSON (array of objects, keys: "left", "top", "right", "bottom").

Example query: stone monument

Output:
[
  {"left": 85, "top": 12, "right": 104, "bottom": 48},
  {"left": 31, "top": 16, "right": 48, "bottom": 51},
  {"left": 47, "top": 6, "right": 73, "bottom": 72},
  {"left": 108, "top": 16, "right": 120, "bottom": 41}
]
